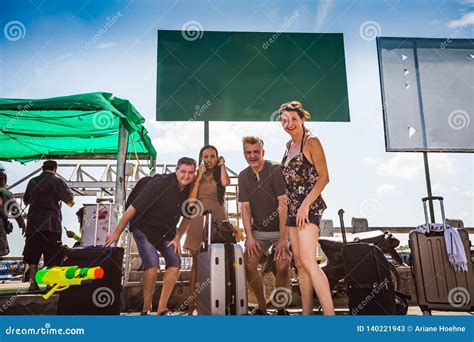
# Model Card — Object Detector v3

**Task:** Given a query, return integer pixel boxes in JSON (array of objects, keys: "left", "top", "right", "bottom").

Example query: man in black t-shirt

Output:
[
  {"left": 106, "top": 157, "right": 196, "bottom": 315},
  {"left": 238, "top": 136, "right": 291, "bottom": 315},
  {"left": 23, "top": 160, "right": 74, "bottom": 291}
]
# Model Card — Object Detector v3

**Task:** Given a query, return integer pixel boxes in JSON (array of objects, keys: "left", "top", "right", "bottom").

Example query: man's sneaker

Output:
[
  {"left": 140, "top": 311, "right": 151, "bottom": 316},
  {"left": 251, "top": 308, "right": 268, "bottom": 315},
  {"left": 276, "top": 309, "right": 291, "bottom": 316}
]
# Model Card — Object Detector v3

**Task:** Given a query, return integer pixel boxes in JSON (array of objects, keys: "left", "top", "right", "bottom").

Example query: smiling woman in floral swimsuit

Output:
[{"left": 279, "top": 101, "right": 335, "bottom": 316}]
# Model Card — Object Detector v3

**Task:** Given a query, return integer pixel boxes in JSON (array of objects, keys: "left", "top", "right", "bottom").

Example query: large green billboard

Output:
[{"left": 157, "top": 30, "right": 350, "bottom": 122}]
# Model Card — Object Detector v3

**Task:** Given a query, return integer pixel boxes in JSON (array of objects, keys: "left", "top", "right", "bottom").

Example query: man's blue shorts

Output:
[{"left": 132, "top": 228, "right": 181, "bottom": 270}]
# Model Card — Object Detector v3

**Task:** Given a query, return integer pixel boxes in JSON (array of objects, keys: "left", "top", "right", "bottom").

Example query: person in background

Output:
[
  {"left": 23, "top": 160, "right": 74, "bottom": 291},
  {"left": 0, "top": 164, "right": 26, "bottom": 256}
]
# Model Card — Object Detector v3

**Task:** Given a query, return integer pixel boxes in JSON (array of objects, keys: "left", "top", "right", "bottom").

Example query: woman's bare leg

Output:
[
  {"left": 289, "top": 227, "right": 314, "bottom": 315},
  {"left": 298, "top": 223, "right": 335, "bottom": 315}
]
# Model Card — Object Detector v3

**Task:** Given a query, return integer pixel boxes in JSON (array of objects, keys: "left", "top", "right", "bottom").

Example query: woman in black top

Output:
[{"left": 279, "top": 101, "right": 335, "bottom": 315}]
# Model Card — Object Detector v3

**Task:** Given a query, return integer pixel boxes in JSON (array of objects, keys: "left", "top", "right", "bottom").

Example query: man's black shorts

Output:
[{"left": 23, "top": 231, "right": 64, "bottom": 266}]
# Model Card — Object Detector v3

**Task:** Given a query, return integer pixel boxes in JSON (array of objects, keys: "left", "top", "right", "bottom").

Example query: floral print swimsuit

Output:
[{"left": 281, "top": 131, "right": 327, "bottom": 219}]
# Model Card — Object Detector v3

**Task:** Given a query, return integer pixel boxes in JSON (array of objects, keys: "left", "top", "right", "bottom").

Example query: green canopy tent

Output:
[
  {"left": 0, "top": 92, "right": 156, "bottom": 162},
  {"left": 0, "top": 92, "right": 157, "bottom": 205}
]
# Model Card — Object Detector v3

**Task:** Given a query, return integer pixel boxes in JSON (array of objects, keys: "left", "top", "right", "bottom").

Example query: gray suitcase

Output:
[
  {"left": 196, "top": 210, "right": 248, "bottom": 315},
  {"left": 409, "top": 196, "right": 474, "bottom": 315}
]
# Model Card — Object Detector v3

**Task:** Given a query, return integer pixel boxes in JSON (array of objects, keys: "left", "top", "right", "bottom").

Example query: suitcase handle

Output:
[
  {"left": 203, "top": 209, "right": 212, "bottom": 249},
  {"left": 422, "top": 196, "right": 446, "bottom": 226},
  {"left": 337, "top": 209, "right": 347, "bottom": 244}
]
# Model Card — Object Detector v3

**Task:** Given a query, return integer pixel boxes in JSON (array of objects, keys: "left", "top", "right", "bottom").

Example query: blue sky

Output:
[{"left": 1, "top": 0, "right": 473, "bottom": 255}]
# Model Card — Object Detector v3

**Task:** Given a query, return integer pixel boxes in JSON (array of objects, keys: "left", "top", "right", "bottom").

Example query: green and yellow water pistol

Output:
[{"left": 35, "top": 266, "right": 104, "bottom": 300}]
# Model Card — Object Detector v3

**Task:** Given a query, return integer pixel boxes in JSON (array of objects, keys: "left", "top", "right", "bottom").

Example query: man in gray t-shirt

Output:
[{"left": 238, "top": 136, "right": 291, "bottom": 315}]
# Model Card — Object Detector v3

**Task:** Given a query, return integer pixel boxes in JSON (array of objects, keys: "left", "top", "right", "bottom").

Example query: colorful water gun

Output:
[{"left": 35, "top": 266, "right": 104, "bottom": 300}]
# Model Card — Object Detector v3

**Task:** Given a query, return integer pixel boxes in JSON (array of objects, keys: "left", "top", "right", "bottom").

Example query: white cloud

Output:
[
  {"left": 427, "top": 154, "right": 456, "bottom": 175},
  {"left": 447, "top": 12, "right": 474, "bottom": 28},
  {"left": 376, "top": 183, "right": 397, "bottom": 195},
  {"left": 376, "top": 153, "right": 422, "bottom": 179},
  {"left": 376, "top": 153, "right": 456, "bottom": 180}
]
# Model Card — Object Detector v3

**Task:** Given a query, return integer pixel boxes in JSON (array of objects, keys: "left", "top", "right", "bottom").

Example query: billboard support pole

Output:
[
  {"left": 413, "top": 41, "right": 435, "bottom": 223},
  {"left": 204, "top": 121, "right": 209, "bottom": 145}
]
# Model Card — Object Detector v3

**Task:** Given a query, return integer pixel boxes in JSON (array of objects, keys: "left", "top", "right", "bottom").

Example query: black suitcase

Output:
[
  {"left": 339, "top": 209, "right": 396, "bottom": 315},
  {"left": 57, "top": 247, "right": 124, "bottom": 315}
]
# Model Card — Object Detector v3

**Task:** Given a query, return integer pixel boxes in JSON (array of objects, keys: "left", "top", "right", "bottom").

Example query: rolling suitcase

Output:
[
  {"left": 196, "top": 210, "right": 248, "bottom": 315},
  {"left": 339, "top": 209, "right": 396, "bottom": 315},
  {"left": 409, "top": 196, "right": 474, "bottom": 315},
  {"left": 57, "top": 246, "right": 124, "bottom": 315}
]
